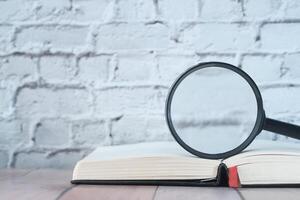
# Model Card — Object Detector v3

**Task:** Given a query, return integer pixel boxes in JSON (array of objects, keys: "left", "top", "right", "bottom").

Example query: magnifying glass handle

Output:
[{"left": 264, "top": 118, "right": 300, "bottom": 140}]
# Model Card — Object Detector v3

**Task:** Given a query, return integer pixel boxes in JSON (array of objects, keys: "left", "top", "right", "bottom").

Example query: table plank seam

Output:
[
  {"left": 22, "top": 169, "right": 34, "bottom": 177},
  {"left": 152, "top": 186, "right": 159, "bottom": 200},
  {"left": 234, "top": 188, "right": 246, "bottom": 200},
  {"left": 55, "top": 184, "right": 77, "bottom": 200}
]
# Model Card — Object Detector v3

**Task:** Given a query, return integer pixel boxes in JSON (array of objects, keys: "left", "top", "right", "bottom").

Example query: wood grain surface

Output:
[{"left": 1, "top": 169, "right": 299, "bottom": 200}]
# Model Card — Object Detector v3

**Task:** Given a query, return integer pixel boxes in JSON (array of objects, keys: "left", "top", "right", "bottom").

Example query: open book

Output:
[{"left": 71, "top": 140, "right": 300, "bottom": 187}]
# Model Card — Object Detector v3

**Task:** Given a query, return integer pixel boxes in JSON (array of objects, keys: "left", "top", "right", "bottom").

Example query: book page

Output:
[
  {"left": 224, "top": 139, "right": 300, "bottom": 166},
  {"left": 84, "top": 141, "right": 196, "bottom": 161},
  {"left": 74, "top": 141, "right": 221, "bottom": 181}
]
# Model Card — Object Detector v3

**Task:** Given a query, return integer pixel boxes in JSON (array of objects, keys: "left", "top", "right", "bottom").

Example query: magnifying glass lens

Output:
[{"left": 170, "top": 65, "right": 258, "bottom": 155}]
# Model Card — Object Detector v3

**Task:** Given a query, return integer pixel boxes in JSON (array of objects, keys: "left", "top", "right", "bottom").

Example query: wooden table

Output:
[{"left": 1, "top": 169, "right": 300, "bottom": 200}]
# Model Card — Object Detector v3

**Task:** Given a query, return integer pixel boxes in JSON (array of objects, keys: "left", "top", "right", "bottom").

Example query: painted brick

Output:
[
  {"left": 158, "top": 54, "right": 236, "bottom": 82},
  {"left": 96, "top": 23, "right": 170, "bottom": 50},
  {"left": 115, "top": 0, "right": 156, "bottom": 21},
  {"left": 72, "top": 120, "right": 110, "bottom": 146},
  {"left": 13, "top": 152, "right": 46, "bottom": 168},
  {"left": 45, "top": 151, "right": 86, "bottom": 168},
  {"left": 111, "top": 115, "right": 171, "bottom": 145},
  {"left": 283, "top": 0, "right": 300, "bottom": 19},
  {"left": 200, "top": 0, "right": 242, "bottom": 20},
  {"left": 15, "top": 25, "right": 89, "bottom": 51},
  {"left": 0, "top": 25, "right": 13, "bottom": 52},
  {"left": 15, "top": 87, "right": 90, "bottom": 118},
  {"left": 0, "top": 150, "right": 8, "bottom": 168},
  {"left": 261, "top": 23, "right": 300, "bottom": 51},
  {"left": 282, "top": 53, "right": 300, "bottom": 80},
  {"left": 0, "top": 0, "right": 31, "bottom": 21},
  {"left": 145, "top": 115, "right": 173, "bottom": 141},
  {"left": 262, "top": 87, "right": 300, "bottom": 115},
  {"left": 243, "top": 0, "right": 282, "bottom": 19},
  {"left": 242, "top": 55, "right": 283, "bottom": 83},
  {"left": 78, "top": 55, "right": 110, "bottom": 83},
  {"left": 159, "top": 0, "right": 199, "bottom": 20},
  {"left": 0, "top": 56, "right": 37, "bottom": 83},
  {"left": 40, "top": 56, "right": 76, "bottom": 82},
  {"left": 35, "top": 119, "right": 70, "bottom": 147},
  {"left": 181, "top": 24, "right": 255, "bottom": 51},
  {"left": 157, "top": 54, "right": 197, "bottom": 82},
  {"left": 94, "top": 87, "right": 158, "bottom": 115},
  {"left": 0, "top": 119, "right": 28, "bottom": 148},
  {"left": 0, "top": 88, "right": 12, "bottom": 115},
  {"left": 114, "top": 54, "right": 156, "bottom": 81},
  {"left": 0, "top": 0, "right": 299, "bottom": 168},
  {"left": 71, "top": 0, "right": 114, "bottom": 22},
  {"left": 0, "top": 0, "right": 70, "bottom": 22},
  {"left": 197, "top": 54, "right": 237, "bottom": 65}
]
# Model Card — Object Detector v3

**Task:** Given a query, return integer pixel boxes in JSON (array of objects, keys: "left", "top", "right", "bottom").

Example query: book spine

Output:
[{"left": 228, "top": 166, "right": 240, "bottom": 188}]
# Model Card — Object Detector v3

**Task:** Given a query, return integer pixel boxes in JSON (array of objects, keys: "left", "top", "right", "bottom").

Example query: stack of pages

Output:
[{"left": 72, "top": 140, "right": 300, "bottom": 187}]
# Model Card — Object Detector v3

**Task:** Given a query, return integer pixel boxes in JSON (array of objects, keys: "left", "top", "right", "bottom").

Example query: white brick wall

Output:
[{"left": 0, "top": 0, "right": 299, "bottom": 168}]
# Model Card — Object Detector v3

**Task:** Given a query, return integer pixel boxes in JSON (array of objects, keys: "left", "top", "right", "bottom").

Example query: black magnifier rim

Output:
[{"left": 165, "top": 62, "right": 265, "bottom": 159}]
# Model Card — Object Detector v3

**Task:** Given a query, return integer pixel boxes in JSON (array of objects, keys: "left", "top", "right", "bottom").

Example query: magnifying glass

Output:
[{"left": 165, "top": 62, "right": 300, "bottom": 159}]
